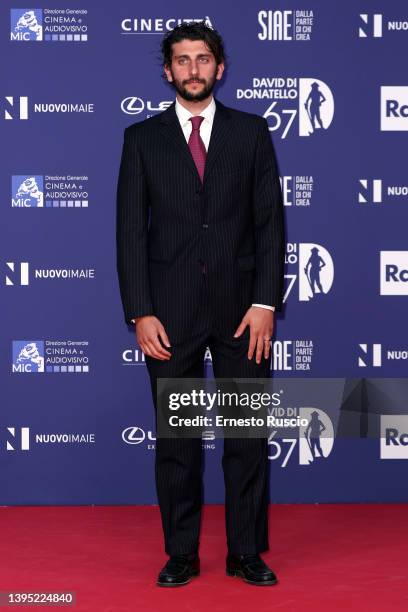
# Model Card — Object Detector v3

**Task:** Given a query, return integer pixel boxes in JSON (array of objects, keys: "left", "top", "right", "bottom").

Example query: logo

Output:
[
  {"left": 122, "top": 426, "right": 156, "bottom": 448},
  {"left": 3, "top": 96, "right": 28, "bottom": 120},
  {"left": 359, "top": 13, "right": 408, "bottom": 38},
  {"left": 258, "top": 9, "right": 315, "bottom": 41},
  {"left": 10, "top": 8, "right": 88, "bottom": 42},
  {"left": 11, "top": 175, "right": 89, "bottom": 208},
  {"left": 358, "top": 343, "right": 408, "bottom": 369},
  {"left": 358, "top": 13, "right": 382, "bottom": 38},
  {"left": 358, "top": 179, "right": 383, "bottom": 203},
  {"left": 381, "top": 86, "right": 408, "bottom": 131},
  {"left": 205, "top": 341, "right": 315, "bottom": 372},
  {"left": 11, "top": 176, "right": 44, "bottom": 207},
  {"left": 358, "top": 177, "right": 408, "bottom": 204},
  {"left": 120, "top": 97, "right": 172, "bottom": 116},
  {"left": 122, "top": 348, "right": 146, "bottom": 366},
  {"left": 5, "top": 261, "right": 95, "bottom": 285},
  {"left": 5, "top": 427, "right": 30, "bottom": 450},
  {"left": 380, "top": 415, "right": 408, "bottom": 459},
  {"left": 121, "top": 16, "right": 213, "bottom": 34},
  {"left": 12, "top": 341, "right": 45, "bottom": 373},
  {"left": 358, "top": 343, "right": 382, "bottom": 367},
  {"left": 2, "top": 96, "right": 94, "bottom": 121},
  {"left": 268, "top": 408, "right": 334, "bottom": 466},
  {"left": 380, "top": 251, "right": 408, "bottom": 295},
  {"left": 285, "top": 242, "right": 334, "bottom": 302},
  {"left": 272, "top": 340, "right": 315, "bottom": 371},
  {"left": 5, "top": 262, "right": 29, "bottom": 285},
  {"left": 3, "top": 426, "right": 94, "bottom": 450},
  {"left": 281, "top": 175, "right": 314, "bottom": 207},
  {"left": 11, "top": 9, "right": 43, "bottom": 41},
  {"left": 237, "top": 77, "right": 334, "bottom": 138},
  {"left": 12, "top": 340, "right": 90, "bottom": 373}
]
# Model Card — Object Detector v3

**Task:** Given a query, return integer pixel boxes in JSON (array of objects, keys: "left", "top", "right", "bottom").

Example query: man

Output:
[{"left": 116, "top": 21, "right": 285, "bottom": 587}]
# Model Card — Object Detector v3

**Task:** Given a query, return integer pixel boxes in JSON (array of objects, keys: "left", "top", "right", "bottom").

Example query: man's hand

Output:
[
  {"left": 135, "top": 316, "right": 171, "bottom": 360},
  {"left": 233, "top": 306, "right": 274, "bottom": 364}
]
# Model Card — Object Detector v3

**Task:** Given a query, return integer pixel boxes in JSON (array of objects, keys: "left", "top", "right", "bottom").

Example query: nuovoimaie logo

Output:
[
  {"left": 12, "top": 341, "right": 45, "bottom": 372},
  {"left": 12, "top": 176, "right": 44, "bottom": 207},
  {"left": 11, "top": 9, "right": 43, "bottom": 41}
]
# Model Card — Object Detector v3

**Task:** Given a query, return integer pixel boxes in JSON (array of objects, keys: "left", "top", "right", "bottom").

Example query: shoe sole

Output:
[
  {"left": 226, "top": 568, "right": 278, "bottom": 586},
  {"left": 156, "top": 569, "right": 200, "bottom": 587}
]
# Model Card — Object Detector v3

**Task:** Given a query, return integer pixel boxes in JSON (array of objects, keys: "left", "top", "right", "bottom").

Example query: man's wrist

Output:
[{"left": 252, "top": 303, "right": 275, "bottom": 311}]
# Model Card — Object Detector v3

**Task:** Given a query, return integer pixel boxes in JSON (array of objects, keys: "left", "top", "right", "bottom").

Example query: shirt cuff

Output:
[{"left": 252, "top": 303, "right": 275, "bottom": 311}]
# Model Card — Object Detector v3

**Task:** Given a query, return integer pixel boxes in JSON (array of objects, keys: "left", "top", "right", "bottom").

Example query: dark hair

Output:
[{"left": 161, "top": 20, "right": 226, "bottom": 69}]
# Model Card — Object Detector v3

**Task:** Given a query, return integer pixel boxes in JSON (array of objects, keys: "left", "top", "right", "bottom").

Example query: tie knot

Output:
[{"left": 189, "top": 115, "right": 204, "bottom": 131}]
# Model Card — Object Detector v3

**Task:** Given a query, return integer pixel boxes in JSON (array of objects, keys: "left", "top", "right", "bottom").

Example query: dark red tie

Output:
[{"left": 188, "top": 115, "right": 206, "bottom": 182}]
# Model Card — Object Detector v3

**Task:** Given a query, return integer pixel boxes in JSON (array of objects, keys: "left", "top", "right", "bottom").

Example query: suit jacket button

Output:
[{"left": 202, "top": 223, "right": 208, "bottom": 229}]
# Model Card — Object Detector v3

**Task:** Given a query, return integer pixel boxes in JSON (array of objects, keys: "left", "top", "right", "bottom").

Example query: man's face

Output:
[{"left": 164, "top": 38, "right": 224, "bottom": 102}]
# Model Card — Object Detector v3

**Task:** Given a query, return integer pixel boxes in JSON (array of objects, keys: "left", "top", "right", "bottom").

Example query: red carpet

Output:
[{"left": 1, "top": 504, "right": 407, "bottom": 611}]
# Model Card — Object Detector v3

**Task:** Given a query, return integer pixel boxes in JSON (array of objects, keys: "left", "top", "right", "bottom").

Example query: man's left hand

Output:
[{"left": 233, "top": 306, "right": 274, "bottom": 364}]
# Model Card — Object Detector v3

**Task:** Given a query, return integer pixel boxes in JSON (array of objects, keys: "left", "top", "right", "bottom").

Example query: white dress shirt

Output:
[{"left": 130, "top": 97, "right": 275, "bottom": 323}]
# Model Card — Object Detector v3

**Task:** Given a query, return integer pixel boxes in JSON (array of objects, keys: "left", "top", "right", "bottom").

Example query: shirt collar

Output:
[{"left": 175, "top": 96, "right": 216, "bottom": 128}]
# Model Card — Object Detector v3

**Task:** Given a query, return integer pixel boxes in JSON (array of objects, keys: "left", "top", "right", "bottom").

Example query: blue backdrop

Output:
[{"left": 2, "top": 1, "right": 408, "bottom": 504}]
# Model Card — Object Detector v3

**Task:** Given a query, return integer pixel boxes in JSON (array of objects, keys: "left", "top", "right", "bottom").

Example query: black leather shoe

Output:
[
  {"left": 157, "top": 553, "right": 200, "bottom": 587},
  {"left": 226, "top": 553, "right": 278, "bottom": 586}
]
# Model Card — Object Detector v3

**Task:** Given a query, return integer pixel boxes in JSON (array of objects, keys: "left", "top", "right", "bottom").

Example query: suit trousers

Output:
[{"left": 145, "top": 271, "right": 271, "bottom": 556}]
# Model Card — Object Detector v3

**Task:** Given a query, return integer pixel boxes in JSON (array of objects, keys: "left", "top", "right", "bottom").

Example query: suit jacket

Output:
[{"left": 116, "top": 97, "right": 285, "bottom": 344}]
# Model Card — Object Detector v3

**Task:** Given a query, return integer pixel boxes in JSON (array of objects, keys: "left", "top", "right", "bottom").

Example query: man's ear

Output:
[
  {"left": 216, "top": 62, "right": 225, "bottom": 81},
  {"left": 164, "top": 63, "right": 173, "bottom": 82}
]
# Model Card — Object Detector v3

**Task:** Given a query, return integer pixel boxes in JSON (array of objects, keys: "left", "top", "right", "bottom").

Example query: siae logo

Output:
[{"left": 257, "top": 10, "right": 314, "bottom": 42}]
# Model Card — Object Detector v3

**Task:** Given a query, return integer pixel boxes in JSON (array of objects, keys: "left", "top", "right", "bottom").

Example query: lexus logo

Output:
[
  {"left": 122, "top": 426, "right": 145, "bottom": 444},
  {"left": 121, "top": 97, "right": 144, "bottom": 115}
]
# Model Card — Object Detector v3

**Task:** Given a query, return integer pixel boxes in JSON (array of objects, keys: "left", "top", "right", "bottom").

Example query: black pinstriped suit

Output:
[{"left": 116, "top": 98, "right": 285, "bottom": 556}]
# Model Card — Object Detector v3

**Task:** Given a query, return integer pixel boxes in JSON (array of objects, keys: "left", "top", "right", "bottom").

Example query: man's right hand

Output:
[{"left": 134, "top": 316, "right": 171, "bottom": 360}]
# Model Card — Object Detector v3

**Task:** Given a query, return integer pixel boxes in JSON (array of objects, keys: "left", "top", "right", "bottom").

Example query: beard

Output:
[{"left": 169, "top": 68, "right": 218, "bottom": 102}]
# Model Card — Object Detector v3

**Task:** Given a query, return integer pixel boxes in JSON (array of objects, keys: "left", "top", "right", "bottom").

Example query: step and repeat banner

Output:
[{"left": 2, "top": 1, "right": 408, "bottom": 504}]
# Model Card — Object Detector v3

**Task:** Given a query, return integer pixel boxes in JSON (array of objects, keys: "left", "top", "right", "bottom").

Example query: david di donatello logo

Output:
[
  {"left": 10, "top": 8, "right": 89, "bottom": 42},
  {"left": 12, "top": 340, "right": 90, "bottom": 373},
  {"left": 236, "top": 77, "right": 334, "bottom": 138}
]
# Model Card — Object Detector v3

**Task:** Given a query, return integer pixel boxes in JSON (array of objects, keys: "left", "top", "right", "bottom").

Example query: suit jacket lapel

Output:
[
  {"left": 159, "top": 97, "right": 232, "bottom": 184},
  {"left": 203, "top": 99, "right": 232, "bottom": 183}
]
